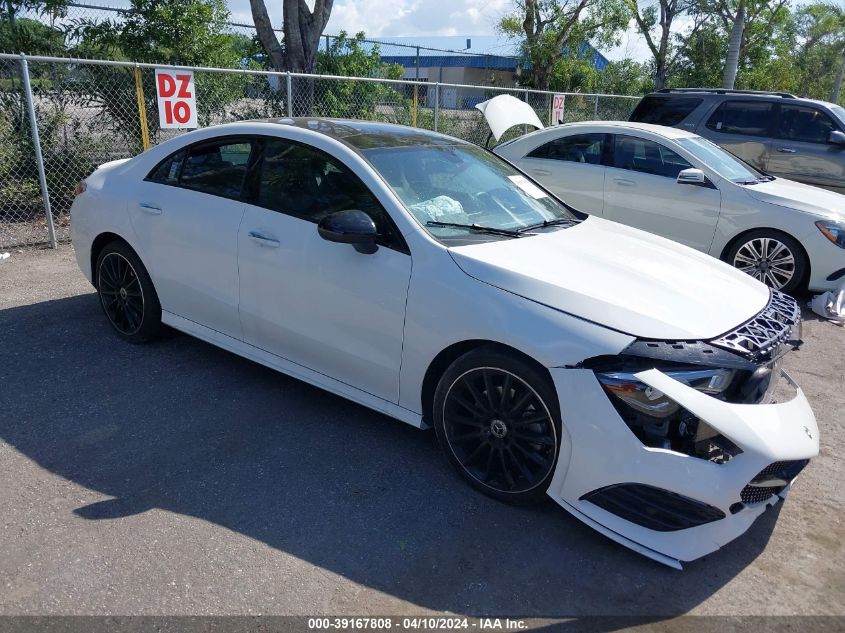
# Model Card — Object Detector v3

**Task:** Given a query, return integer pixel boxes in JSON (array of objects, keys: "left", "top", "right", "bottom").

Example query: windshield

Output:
[
  {"left": 361, "top": 143, "right": 577, "bottom": 242},
  {"left": 676, "top": 136, "right": 766, "bottom": 184}
]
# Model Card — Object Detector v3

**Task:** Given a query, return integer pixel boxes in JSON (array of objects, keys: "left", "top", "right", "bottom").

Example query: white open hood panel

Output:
[{"left": 475, "top": 94, "right": 544, "bottom": 141}]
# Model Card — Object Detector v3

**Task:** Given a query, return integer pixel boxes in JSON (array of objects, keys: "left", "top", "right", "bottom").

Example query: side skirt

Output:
[{"left": 161, "top": 311, "right": 425, "bottom": 429}]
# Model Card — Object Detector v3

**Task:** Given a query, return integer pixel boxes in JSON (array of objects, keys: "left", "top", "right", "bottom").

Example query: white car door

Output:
[
  {"left": 128, "top": 138, "right": 253, "bottom": 339},
  {"left": 516, "top": 132, "right": 607, "bottom": 214},
  {"left": 237, "top": 138, "right": 412, "bottom": 403},
  {"left": 603, "top": 134, "right": 721, "bottom": 252}
]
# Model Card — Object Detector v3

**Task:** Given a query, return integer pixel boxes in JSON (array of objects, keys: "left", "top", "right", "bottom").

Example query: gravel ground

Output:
[{"left": 0, "top": 245, "right": 843, "bottom": 618}]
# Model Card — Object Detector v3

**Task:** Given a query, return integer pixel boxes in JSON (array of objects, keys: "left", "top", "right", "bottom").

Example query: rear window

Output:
[{"left": 629, "top": 96, "right": 702, "bottom": 126}]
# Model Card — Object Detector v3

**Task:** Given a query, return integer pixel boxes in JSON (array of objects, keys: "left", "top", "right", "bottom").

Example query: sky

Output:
[{"left": 224, "top": 0, "right": 660, "bottom": 63}]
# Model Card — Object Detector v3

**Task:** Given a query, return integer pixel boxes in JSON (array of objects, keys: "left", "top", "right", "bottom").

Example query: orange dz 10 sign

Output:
[{"left": 155, "top": 69, "right": 198, "bottom": 129}]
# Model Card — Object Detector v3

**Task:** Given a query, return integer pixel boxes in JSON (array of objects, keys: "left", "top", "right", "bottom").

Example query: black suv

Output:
[{"left": 630, "top": 88, "right": 845, "bottom": 194}]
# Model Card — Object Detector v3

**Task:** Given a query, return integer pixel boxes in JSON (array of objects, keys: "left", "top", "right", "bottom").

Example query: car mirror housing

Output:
[
  {"left": 317, "top": 209, "right": 379, "bottom": 254},
  {"left": 828, "top": 130, "right": 845, "bottom": 145},
  {"left": 677, "top": 168, "right": 706, "bottom": 185}
]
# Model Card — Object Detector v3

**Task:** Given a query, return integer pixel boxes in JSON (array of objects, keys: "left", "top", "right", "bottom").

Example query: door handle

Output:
[
  {"left": 248, "top": 231, "right": 280, "bottom": 248},
  {"left": 777, "top": 147, "right": 797, "bottom": 153},
  {"left": 138, "top": 202, "right": 162, "bottom": 215},
  {"left": 531, "top": 168, "right": 552, "bottom": 176},
  {"left": 613, "top": 177, "right": 635, "bottom": 186}
]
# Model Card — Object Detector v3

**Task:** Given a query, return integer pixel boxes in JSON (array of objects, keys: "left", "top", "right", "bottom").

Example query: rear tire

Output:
[
  {"left": 432, "top": 347, "right": 562, "bottom": 505},
  {"left": 96, "top": 241, "right": 162, "bottom": 343},
  {"left": 724, "top": 229, "right": 807, "bottom": 294}
]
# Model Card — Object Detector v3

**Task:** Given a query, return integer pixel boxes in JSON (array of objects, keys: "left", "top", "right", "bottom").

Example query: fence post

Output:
[
  {"left": 434, "top": 82, "right": 440, "bottom": 132},
  {"left": 523, "top": 89, "right": 529, "bottom": 135},
  {"left": 285, "top": 71, "right": 292, "bottom": 117},
  {"left": 134, "top": 64, "right": 151, "bottom": 151},
  {"left": 20, "top": 54, "right": 57, "bottom": 249},
  {"left": 594, "top": 95, "right": 599, "bottom": 119}
]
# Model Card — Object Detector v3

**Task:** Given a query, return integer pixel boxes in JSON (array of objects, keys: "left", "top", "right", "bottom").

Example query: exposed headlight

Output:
[
  {"left": 816, "top": 220, "right": 845, "bottom": 249},
  {"left": 595, "top": 367, "right": 742, "bottom": 463},
  {"left": 596, "top": 368, "right": 734, "bottom": 418}
]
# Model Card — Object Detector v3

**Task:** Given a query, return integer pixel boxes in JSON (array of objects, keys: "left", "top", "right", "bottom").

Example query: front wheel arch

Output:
[{"left": 421, "top": 340, "right": 556, "bottom": 427}]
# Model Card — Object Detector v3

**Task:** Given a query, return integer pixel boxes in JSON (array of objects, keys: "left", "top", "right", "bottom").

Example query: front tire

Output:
[
  {"left": 96, "top": 241, "right": 162, "bottom": 343},
  {"left": 725, "top": 230, "right": 807, "bottom": 294},
  {"left": 433, "top": 347, "right": 562, "bottom": 505}
]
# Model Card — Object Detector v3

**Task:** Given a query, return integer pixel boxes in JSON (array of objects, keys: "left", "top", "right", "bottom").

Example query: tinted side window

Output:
[
  {"left": 527, "top": 133, "right": 605, "bottom": 165},
  {"left": 613, "top": 135, "right": 691, "bottom": 178},
  {"left": 706, "top": 101, "right": 774, "bottom": 136},
  {"left": 180, "top": 141, "right": 252, "bottom": 199},
  {"left": 777, "top": 105, "right": 836, "bottom": 143},
  {"left": 630, "top": 96, "right": 703, "bottom": 126},
  {"left": 147, "top": 150, "right": 185, "bottom": 184},
  {"left": 258, "top": 139, "right": 401, "bottom": 249}
]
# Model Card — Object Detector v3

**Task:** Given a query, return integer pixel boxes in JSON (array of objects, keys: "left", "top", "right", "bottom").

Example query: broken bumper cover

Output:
[{"left": 547, "top": 367, "right": 819, "bottom": 569}]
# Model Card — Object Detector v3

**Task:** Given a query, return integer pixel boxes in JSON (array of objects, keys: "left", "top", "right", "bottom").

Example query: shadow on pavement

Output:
[{"left": 0, "top": 293, "right": 781, "bottom": 617}]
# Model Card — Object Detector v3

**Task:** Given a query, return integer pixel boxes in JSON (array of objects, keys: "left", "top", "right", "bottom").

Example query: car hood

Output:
[
  {"left": 449, "top": 216, "right": 770, "bottom": 340},
  {"left": 741, "top": 178, "right": 845, "bottom": 221}
]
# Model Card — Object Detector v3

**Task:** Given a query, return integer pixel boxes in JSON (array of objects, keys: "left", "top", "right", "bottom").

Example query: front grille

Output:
[
  {"left": 740, "top": 459, "right": 809, "bottom": 505},
  {"left": 581, "top": 483, "right": 725, "bottom": 532},
  {"left": 710, "top": 290, "right": 801, "bottom": 362}
]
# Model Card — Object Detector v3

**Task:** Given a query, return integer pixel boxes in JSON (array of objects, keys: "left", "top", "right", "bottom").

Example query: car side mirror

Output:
[
  {"left": 829, "top": 130, "right": 845, "bottom": 145},
  {"left": 677, "top": 168, "right": 706, "bottom": 185},
  {"left": 317, "top": 209, "right": 379, "bottom": 254}
]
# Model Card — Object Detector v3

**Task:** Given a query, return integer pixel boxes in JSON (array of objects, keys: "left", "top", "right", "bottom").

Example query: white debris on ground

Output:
[
  {"left": 809, "top": 279, "right": 845, "bottom": 325},
  {"left": 0, "top": 252, "right": 10, "bottom": 261}
]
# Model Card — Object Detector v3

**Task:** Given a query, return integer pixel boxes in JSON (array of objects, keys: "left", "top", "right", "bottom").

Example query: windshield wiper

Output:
[
  {"left": 425, "top": 221, "right": 522, "bottom": 237},
  {"left": 516, "top": 217, "right": 579, "bottom": 233}
]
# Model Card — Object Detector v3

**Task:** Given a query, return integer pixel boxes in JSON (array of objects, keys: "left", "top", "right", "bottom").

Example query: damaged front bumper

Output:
[{"left": 547, "top": 367, "right": 819, "bottom": 569}]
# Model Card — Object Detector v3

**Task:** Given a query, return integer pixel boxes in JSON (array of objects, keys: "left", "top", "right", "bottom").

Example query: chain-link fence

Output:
[{"left": 0, "top": 53, "right": 640, "bottom": 250}]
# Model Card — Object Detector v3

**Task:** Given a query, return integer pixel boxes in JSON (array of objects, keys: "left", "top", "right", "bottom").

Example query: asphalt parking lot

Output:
[{"left": 1, "top": 245, "right": 844, "bottom": 618}]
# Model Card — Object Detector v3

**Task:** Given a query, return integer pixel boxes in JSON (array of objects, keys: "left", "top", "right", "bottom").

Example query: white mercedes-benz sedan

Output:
[
  {"left": 493, "top": 121, "right": 845, "bottom": 294},
  {"left": 71, "top": 119, "right": 818, "bottom": 568}
]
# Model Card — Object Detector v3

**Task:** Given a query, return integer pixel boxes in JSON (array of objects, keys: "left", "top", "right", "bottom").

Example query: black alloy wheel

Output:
[
  {"left": 434, "top": 348, "right": 562, "bottom": 505},
  {"left": 96, "top": 241, "right": 162, "bottom": 343}
]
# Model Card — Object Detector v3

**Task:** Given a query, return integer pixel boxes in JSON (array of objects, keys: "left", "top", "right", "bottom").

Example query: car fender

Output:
[{"left": 397, "top": 245, "right": 635, "bottom": 415}]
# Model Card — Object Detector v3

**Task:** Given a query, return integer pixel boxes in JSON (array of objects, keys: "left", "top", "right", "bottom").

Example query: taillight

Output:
[{"left": 74, "top": 181, "right": 87, "bottom": 197}]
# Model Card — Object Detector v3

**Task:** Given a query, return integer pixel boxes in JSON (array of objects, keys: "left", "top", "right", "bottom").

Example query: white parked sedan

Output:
[
  {"left": 71, "top": 119, "right": 818, "bottom": 568},
  {"left": 494, "top": 121, "right": 845, "bottom": 294}
]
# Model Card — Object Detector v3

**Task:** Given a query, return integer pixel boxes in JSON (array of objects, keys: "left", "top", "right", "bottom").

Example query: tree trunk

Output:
[
  {"left": 722, "top": 3, "right": 745, "bottom": 89},
  {"left": 832, "top": 47, "right": 845, "bottom": 104},
  {"left": 654, "top": 61, "right": 667, "bottom": 90},
  {"left": 249, "top": 0, "right": 286, "bottom": 71},
  {"left": 533, "top": 65, "right": 551, "bottom": 92}
]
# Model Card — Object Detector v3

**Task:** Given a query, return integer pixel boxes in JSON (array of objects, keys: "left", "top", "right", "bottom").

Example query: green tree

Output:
[
  {"left": 627, "top": 0, "right": 698, "bottom": 89},
  {"left": 313, "top": 31, "right": 403, "bottom": 118},
  {"left": 500, "top": 0, "right": 629, "bottom": 90},
  {"left": 0, "top": 15, "right": 63, "bottom": 53},
  {"left": 69, "top": 0, "right": 246, "bottom": 148}
]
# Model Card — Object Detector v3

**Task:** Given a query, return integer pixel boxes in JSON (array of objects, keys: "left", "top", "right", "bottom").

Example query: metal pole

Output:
[
  {"left": 20, "top": 54, "right": 57, "bottom": 249},
  {"left": 134, "top": 64, "right": 150, "bottom": 151},
  {"left": 523, "top": 89, "right": 529, "bottom": 135},
  {"left": 286, "top": 71, "right": 292, "bottom": 117},
  {"left": 594, "top": 95, "right": 599, "bottom": 119},
  {"left": 415, "top": 47, "right": 420, "bottom": 80},
  {"left": 434, "top": 82, "right": 440, "bottom": 132}
]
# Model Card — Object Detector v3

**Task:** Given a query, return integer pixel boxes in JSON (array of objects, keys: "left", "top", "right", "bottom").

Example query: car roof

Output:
[
  {"left": 244, "top": 117, "right": 471, "bottom": 151},
  {"left": 645, "top": 89, "right": 836, "bottom": 110},
  {"left": 503, "top": 120, "right": 699, "bottom": 144}
]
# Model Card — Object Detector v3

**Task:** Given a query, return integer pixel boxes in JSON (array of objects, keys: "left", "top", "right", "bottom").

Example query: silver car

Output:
[
  {"left": 629, "top": 89, "right": 845, "bottom": 195},
  {"left": 494, "top": 121, "right": 845, "bottom": 294}
]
